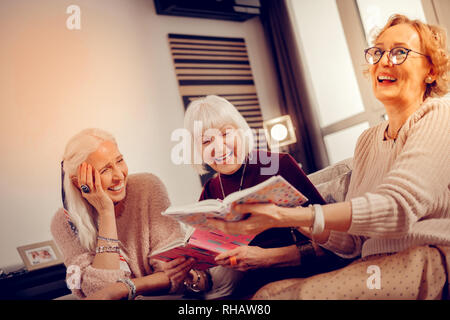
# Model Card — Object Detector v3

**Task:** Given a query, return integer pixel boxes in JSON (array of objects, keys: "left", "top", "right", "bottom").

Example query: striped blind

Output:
[{"left": 169, "top": 33, "right": 267, "bottom": 148}]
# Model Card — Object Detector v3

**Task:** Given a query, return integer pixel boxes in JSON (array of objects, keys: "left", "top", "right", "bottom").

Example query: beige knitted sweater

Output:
[
  {"left": 51, "top": 173, "right": 184, "bottom": 298},
  {"left": 322, "top": 97, "right": 450, "bottom": 258}
]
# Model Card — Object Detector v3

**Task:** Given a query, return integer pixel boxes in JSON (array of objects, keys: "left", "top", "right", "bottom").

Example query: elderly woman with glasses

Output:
[{"left": 205, "top": 14, "right": 450, "bottom": 299}]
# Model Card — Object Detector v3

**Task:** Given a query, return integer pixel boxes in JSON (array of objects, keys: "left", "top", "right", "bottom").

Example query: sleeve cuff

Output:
[{"left": 319, "top": 230, "right": 362, "bottom": 259}]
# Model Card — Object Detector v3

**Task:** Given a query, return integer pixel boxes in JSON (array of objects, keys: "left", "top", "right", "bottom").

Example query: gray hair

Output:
[{"left": 184, "top": 95, "right": 254, "bottom": 174}]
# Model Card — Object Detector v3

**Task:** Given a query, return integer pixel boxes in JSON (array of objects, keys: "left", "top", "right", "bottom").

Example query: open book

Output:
[
  {"left": 150, "top": 227, "right": 255, "bottom": 270},
  {"left": 162, "top": 175, "right": 309, "bottom": 229}
]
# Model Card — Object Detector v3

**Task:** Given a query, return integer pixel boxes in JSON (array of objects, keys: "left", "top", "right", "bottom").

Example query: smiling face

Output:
[
  {"left": 85, "top": 140, "right": 128, "bottom": 203},
  {"left": 370, "top": 23, "right": 433, "bottom": 106},
  {"left": 201, "top": 124, "right": 244, "bottom": 175}
]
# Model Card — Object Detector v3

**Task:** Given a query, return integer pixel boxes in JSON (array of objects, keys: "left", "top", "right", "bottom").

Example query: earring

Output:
[{"left": 425, "top": 76, "right": 434, "bottom": 84}]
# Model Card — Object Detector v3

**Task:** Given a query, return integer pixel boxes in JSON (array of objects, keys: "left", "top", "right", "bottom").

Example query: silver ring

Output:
[{"left": 80, "top": 184, "right": 90, "bottom": 193}]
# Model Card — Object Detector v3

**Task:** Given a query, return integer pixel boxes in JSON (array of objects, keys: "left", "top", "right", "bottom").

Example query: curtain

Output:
[{"left": 259, "top": 0, "right": 329, "bottom": 174}]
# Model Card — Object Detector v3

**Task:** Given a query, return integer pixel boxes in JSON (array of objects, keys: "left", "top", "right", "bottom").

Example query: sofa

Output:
[
  {"left": 54, "top": 159, "right": 354, "bottom": 300},
  {"left": 307, "top": 158, "right": 353, "bottom": 203}
]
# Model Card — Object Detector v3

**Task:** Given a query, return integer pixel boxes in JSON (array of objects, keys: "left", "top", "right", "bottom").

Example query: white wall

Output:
[{"left": 0, "top": 0, "right": 282, "bottom": 271}]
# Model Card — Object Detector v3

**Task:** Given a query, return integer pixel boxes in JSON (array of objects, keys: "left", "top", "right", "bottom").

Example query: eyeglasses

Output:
[{"left": 364, "top": 46, "right": 429, "bottom": 65}]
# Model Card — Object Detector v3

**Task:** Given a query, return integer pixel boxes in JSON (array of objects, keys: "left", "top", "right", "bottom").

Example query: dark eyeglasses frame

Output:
[{"left": 364, "top": 46, "right": 429, "bottom": 65}]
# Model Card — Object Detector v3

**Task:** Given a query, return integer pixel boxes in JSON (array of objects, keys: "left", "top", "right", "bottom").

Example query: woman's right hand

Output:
[
  {"left": 159, "top": 257, "right": 196, "bottom": 293},
  {"left": 77, "top": 162, "right": 114, "bottom": 214}
]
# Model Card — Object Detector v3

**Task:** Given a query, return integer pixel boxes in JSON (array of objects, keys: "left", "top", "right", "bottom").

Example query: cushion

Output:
[{"left": 307, "top": 158, "right": 353, "bottom": 203}]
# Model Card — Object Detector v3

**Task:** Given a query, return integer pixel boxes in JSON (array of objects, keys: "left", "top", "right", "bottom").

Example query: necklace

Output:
[{"left": 218, "top": 157, "right": 248, "bottom": 199}]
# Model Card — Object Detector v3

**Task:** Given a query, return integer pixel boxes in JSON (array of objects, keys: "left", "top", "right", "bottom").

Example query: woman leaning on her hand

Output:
[
  {"left": 51, "top": 128, "right": 210, "bottom": 299},
  {"left": 207, "top": 14, "right": 450, "bottom": 300}
]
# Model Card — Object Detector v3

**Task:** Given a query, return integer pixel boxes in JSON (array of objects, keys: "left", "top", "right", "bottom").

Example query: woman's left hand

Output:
[
  {"left": 207, "top": 203, "right": 282, "bottom": 235},
  {"left": 215, "top": 246, "right": 273, "bottom": 271},
  {"left": 160, "top": 257, "right": 196, "bottom": 293}
]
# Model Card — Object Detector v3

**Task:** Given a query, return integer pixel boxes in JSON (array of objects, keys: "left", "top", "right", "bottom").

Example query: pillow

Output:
[{"left": 315, "top": 170, "right": 352, "bottom": 203}]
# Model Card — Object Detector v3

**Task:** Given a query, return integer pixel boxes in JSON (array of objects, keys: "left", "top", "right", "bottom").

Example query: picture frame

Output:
[{"left": 17, "top": 240, "right": 63, "bottom": 271}]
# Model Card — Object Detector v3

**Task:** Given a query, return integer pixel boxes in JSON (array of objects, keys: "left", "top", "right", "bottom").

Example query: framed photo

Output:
[{"left": 17, "top": 240, "right": 63, "bottom": 271}]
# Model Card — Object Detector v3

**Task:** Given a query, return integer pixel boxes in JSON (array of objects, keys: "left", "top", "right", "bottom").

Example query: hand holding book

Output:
[
  {"left": 151, "top": 176, "right": 313, "bottom": 269},
  {"left": 206, "top": 202, "right": 285, "bottom": 236},
  {"left": 162, "top": 175, "right": 309, "bottom": 230}
]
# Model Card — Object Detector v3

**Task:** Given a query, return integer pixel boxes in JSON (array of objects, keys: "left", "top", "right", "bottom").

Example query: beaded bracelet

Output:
[
  {"left": 97, "top": 235, "right": 120, "bottom": 243},
  {"left": 184, "top": 269, "right": 202, "bottom": 293},
  {"left": 117, "top": 278, "right": 136, "bottom": 300},
  {"left": 95, "top": 245, "right": 120, "bottom": 254}
]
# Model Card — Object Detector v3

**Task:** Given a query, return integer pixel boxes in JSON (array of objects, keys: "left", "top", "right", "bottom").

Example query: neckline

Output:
[
  {"left": 114, "top": 184, "right": 129, "bottom": 219},
  {"left": 381, "top": 98, "right": 430, "bottom": 143},
  {"left": 218, "top": 162, "right": 246, "bottom": 180}
]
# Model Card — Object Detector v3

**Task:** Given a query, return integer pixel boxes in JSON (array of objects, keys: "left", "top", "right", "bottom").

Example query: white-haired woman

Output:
[
  {"left": 183, "top": 95, "right": 349, "bottom": 298},
  {"left": 51, "top": 128, "right": 209, "bottom": 299}
]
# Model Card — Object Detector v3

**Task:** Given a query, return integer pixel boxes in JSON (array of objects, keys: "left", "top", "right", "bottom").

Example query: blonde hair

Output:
[
  {"left": 61, "top": 128, "right": 117, "bottom": 251},
  {"left": 184, "top": 95, "right": 254, "bottom": 175},
  {"left": 370, "top": 14, "right": 450, "bottom": 99}
]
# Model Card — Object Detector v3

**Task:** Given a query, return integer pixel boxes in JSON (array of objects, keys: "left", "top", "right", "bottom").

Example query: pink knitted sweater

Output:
[{"left": 50, "top": 173, "right": 184, "bottom": 298}]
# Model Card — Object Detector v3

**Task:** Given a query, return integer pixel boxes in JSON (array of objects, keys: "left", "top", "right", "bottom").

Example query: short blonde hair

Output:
[
  {"left": 184, "top": 95, "right": 254, "bottom": 175},
  {"left": 371, "top": 14, "right": 450, "bottom": 99}
]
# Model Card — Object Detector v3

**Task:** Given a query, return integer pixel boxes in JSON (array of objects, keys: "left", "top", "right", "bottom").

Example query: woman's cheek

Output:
[
  {"left": 201, "top": 144, "right": 215, "bottom": 164},
  {"left": 100, "top": 174, "right": 110, "bottom": 191}
]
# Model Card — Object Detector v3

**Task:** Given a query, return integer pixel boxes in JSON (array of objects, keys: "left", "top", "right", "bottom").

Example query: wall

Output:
[{"left": 0, "top": 0, "right": 282, "bottom": 271}]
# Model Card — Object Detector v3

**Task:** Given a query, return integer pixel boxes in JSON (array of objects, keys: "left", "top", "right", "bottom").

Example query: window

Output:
[
  {"left": 357, "top": 0, "right": 427, "bottom": 45},
  {"left": 287, "top": 0, "right": 438, "bottom": 165},
  {"left": 287, "top": 0, "right": 372, "bottom": 164}
]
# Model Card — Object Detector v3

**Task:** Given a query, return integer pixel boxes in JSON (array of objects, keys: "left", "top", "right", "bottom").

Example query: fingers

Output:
[
  {"left": 77, "top": 163, "right": 82, "bottom": 188},
  {"left": 173, "top": 258, "right": 195, "bottom": 274},
  {"left": 215, "top": 247, "right": 239, "bottom": 262},
  {"left": 162, "top": 257, "right": 196, "bottom": 291},
  {"left": 94, "top": 167, "right": 102, "bottom": 192},
  {"left": 77, "top": 162, "right": 88, "bottom": 188},
  {"left": 162, "top": 257, "right": 186, "bottom": 270},
  {"left": 81, "top": 162, "right": 87, "bottom": 187},
  {"left": 163, "top": 257, "right": 195, "bottom": 275},
  {"left": 86, "top": 164, "right": 94, "bottom": 191}
]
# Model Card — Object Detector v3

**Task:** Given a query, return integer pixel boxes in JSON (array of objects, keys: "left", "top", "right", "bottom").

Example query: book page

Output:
[
  {"left": 224, "top": 175, "right": 308, "bottom": 208},
  {"left": 163, "top": 199, "right": 223, "bottom": 215},
  {"left": 150, "top": 227, "right": 194, "bottom": 256},
  {"left": 162, "top": 176, "right": 310, "bottom": 228}
]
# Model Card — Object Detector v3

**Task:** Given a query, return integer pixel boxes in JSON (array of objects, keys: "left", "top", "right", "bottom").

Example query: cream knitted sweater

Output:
[
  {"left": 322, "top": 97, "right": 450, "bottom": 258},
  {"left": 51, "top": 173, "right": 184, "bottom": 298}
]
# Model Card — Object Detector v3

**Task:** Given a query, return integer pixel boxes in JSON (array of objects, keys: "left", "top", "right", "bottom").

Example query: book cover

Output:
[{"left": 150, "top": 228, "right": 255, "bottom": 270}]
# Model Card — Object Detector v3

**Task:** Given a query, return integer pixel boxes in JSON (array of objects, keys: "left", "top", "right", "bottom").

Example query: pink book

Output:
[
  {"left": 153, "top": 176, "right": 310, "bottom": 269},
  {"left": 150, "top": 227, "right": 255, "bottom": 270}
]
